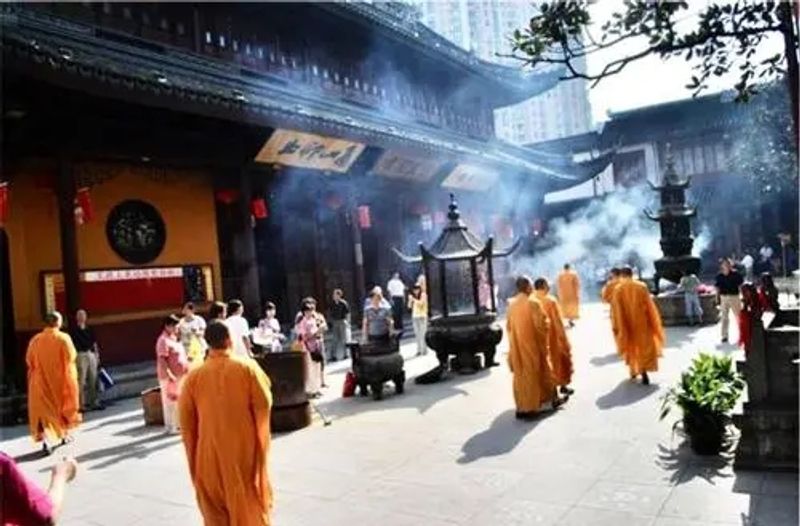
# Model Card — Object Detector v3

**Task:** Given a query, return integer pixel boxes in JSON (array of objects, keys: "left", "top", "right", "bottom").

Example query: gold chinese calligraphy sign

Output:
[{"left": 255, "top": 130, "right": 366, "bottom": 173}]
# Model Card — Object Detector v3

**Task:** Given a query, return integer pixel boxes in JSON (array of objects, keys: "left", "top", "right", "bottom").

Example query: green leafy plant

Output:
[{"left": 660, "top": 353, "right": 745, "bottom": 454}]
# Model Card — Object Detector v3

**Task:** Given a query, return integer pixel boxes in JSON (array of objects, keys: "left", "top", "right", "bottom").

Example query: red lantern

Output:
[
  {"left": 357, "top": 205, "right": 371, "bottom": 229},
  {"left": 215, "top": 189, "right": 240, "bottom": 205},
  {"left": 75, "top": 187, "right": 94, "bottom": 223},
  {"left": 250, "top": 198, "right": 268, "bottom": 219},
  {"left": 0, "top": 182, "right": 8, "bottom": 225}
]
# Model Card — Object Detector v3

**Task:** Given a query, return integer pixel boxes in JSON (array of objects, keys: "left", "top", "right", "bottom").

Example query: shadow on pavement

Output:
[
  {"left": 84, "top": 412, "right": 142, "bottom": 431},
  {"left": 664, "top": 325, "right": 712, "bottom": 350},
  {"left": 71, "top": 433, "right": 181, "bottom": 471},
  {"left": 589, "top": 353, "right": 621, "bottom": 367},
  {"left": 14, "top": 449, "right": 51, "bottom": 463},
  {"left": 315, "top": 369, "right": 486, "bottom": 420},
  {"left": 595, "top": 380, "right": 659, "bottom": 410},
  {"left": 457, "top": 409, "right": 555, "bottom": 464},
  {"left": 112, "top": 423, "right": 169, "bottom": 438}
]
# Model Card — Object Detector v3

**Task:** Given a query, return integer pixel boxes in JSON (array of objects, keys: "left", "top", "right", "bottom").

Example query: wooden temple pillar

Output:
[
  {"left": 215, "top": 168, "right": 262, "bottom": 318},
  {"left": 350, "top": 201, "right": 366, "bottom": 313},
  {"left": 56, "top": 161, "right": 81, "bottom": 324}
]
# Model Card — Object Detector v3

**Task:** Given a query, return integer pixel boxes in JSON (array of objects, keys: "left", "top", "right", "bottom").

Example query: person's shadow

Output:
[
  {"left": 595, "top": 380, "right": 660, "bottom": 409},
  {"left": 589, "top": 353, "right": 621, "bottom": 367},
  {"left": 457, "top": 409, "right": 555, "bottom": 464}
]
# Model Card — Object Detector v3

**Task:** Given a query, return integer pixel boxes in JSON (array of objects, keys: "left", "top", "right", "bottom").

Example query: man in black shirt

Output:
[
  {"left": 328, "top": 289, "right": 350, "bottom": 361},
  {"left": 69, "top": 309, "right": 103, "bottom": 411},
  {"left": 715, "top": 259, "right": 744, "bottom": 343}
]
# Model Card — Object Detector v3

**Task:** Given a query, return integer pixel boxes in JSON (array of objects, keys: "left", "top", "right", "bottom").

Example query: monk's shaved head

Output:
[
  {"left": 620, "top": 266, "right": 634, "bottom": 277},
  {"left": 205, "top": 320, "right": 231, "bottom": 350},
  {"left": 610, "top": 267, "right": 621, "bottom": 277},
  {"left": 515, "top": 275, "right": 533, "bottom": 293},
  {"left": 44, "top": 311, "right": 62, "bottom": 328},
  {"left": 533, "top": 277, "right": 549, "bottom": 290}
]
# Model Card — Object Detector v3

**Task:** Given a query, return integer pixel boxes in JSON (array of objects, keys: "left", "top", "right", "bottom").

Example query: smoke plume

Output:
[{"left": 510, "top": 185, "right": 711, "bottom": 294}]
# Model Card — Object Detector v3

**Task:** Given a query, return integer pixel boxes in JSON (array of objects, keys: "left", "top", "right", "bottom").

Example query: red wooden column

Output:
[{"left": 56, "top": 161, "right": 81, "bottom": 322}]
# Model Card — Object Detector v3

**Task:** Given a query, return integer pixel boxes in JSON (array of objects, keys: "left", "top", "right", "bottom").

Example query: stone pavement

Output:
[{"left": 2, "top": 303, "right": 797, "bottom": 525}]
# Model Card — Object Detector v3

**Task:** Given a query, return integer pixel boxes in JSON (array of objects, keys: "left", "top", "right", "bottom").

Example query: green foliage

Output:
[
  {"left": 659, "top": 353, "right": 745, "bottom": 422},
  {"left": 511, "top": 1, "right": 797, "bottom": 104}
]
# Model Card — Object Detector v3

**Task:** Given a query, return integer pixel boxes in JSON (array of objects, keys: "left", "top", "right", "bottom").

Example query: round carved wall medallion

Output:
[{"left": 106, "top": 200, "right": 166, "bottom": 264}]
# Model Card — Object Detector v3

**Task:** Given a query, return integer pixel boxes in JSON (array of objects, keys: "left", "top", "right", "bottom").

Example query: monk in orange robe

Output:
[
  {"left": 557, "top": 263, "right": 581, "bottom": 326},
  {"left": 610, "top": 267, "right": 665, "bottom": 385},
  {"left": 601, "top": 267, "right": 622, "bottom": 304},
  {"left": 506, "top": 276, "right": 566, "bottom": 419},
  {"left": 179, "top": 320, "right": 273, "bottom": 525},
  {"left": 26, "top": 311, "right": 81, "bottom": 454},
  {"left": 533, "top": 277, "right": 574, "bottom": 395}
]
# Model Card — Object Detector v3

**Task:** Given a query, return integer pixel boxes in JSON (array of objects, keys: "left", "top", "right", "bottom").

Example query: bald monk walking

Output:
[
  {"left": 26, "top": 311, "right": 81, "bottom": 455},
  {"left": 533, "top": 277, "right": 574, "bottom": 396},
  {"left": 601, "top": 267, "right": 622, "bottom": 304},
  {"left": 557, "top": 263, "right": 581, "bottom": 327},
  {"left": 507, "top": 276, "right": 567, "bottom": 420},
  {"left": 610, "top": 267, "right": 665, "bottom": 385},
  {"left": 179, "top": 320, "right": 273, "bottom": 525}
]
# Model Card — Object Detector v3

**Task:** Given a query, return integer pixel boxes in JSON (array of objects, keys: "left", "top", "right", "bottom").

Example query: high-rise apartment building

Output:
[{"left": 410, "top": 0, "right": 593, "bottom": 144}]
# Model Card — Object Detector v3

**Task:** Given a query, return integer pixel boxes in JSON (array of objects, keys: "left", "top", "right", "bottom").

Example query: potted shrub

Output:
[{"left": 660, "top": 353, "right": 745, "bottom": 455}]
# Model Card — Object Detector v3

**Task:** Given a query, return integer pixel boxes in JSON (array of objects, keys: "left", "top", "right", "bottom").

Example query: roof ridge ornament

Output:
[
  {"left": 447, "top": 193, "right": 460, "bottom": 222},
  {"left": 661, "top": 142, "right": 690, "bottom": 187}
]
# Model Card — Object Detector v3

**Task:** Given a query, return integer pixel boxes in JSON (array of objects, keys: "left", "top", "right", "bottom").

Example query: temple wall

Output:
[{"left": 5, "top": 160, "right": 221, "bottom": 365}]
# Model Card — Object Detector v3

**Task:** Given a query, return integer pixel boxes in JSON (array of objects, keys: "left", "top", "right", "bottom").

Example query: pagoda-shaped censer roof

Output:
[
  {"left": 394, "top": 194, "right": 520, "bottom": 263},
  {"left": 645, "top": 147, "right": 697, "bottom": 220}
]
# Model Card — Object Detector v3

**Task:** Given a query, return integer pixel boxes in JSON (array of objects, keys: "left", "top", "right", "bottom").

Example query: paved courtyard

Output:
[{"left": 2, "top": 303, "right": 797, "bottom": 525}]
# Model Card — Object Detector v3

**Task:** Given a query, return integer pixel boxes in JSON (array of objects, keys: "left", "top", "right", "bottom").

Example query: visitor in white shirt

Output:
[
  {"left": 225, "top": 299, "right": 253, "bottom": 359},
  {"left": 759, "top": 244, "right": 773, "bottom": 261},
  {"left": 386, "top": 271, "right": 406, "bottom": 333},
  {"left": 740, "top": 253, "right": 754, "bottom": 281}
]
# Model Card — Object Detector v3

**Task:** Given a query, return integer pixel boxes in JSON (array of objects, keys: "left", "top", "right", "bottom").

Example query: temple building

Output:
[
  {"left": 535, "top": 92, "right": 798, "bottom": 271},
  {"left": 0, "top": 2, "right": 605, "bottom": 384}
]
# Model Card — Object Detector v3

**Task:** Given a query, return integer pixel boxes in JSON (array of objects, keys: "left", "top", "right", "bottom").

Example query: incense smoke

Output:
[{"left": 509, "top": 185, "right": 711, "bottom": 295}]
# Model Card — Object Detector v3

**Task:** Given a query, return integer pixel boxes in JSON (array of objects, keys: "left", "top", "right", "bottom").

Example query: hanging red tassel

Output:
[
  {"left": 250, "top": 198, "right": 268, "bottom": 219},
  {"left": 75, "top": 187, "right": 94, "bottom": 223},
  {"left": 0, "top": 182, "right": 8, "bottom": 226},
  {"left": 357, "top": 205, "right": 371, "bottom": 229}
]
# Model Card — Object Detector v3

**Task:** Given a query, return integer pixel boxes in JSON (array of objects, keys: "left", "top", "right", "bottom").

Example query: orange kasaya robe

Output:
[
  {"left": 601, "top": 278, "right": 621, "bottom": 304},
  {"left": 506, "top": 292, "right": 555, "bottom": 412},
  {"left": 179, "top": 349, "right": 273, "bottom": 526},
  {"left": 557, "top": 270, "right": 581, "bottom": 320},
  {"left": 26, "top": 327, "right": 81, "bottom": 443},
  {"left": 610, "top": 278, "right": 665, "bottom": 376},
  {"left": 534, "top": 290, "right": 573, "bottom": 387}
]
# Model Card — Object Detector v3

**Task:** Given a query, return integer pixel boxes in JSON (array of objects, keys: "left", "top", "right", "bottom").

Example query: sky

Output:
[{"left": 583, "top": 0, "right": 785, "bottom": 123}]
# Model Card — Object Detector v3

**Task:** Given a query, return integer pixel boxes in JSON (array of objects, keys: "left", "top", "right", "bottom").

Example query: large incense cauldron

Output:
[
  {"left": 645, "top": 154, "right": 701, "bottom": 292},
  {"left": 347, "top": 334, "right": 405, "bottom": 400},
  {"left": 254, "top": 352, "right": 311, "bottom": 432},
  {"left": 394, "top": 195, "right": 518, "bottom": 376}
]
